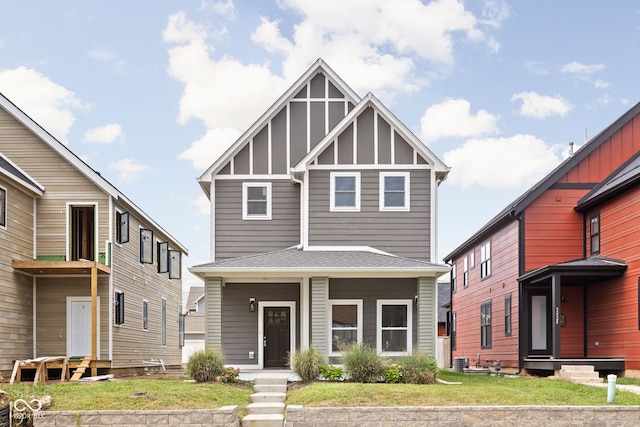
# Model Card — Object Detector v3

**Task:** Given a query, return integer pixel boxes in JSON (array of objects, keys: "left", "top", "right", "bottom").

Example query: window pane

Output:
[
  {"left": 247, "top": 200, "right": 267, "bottom": 215},
  {"left": 0, "top": 188, "right": 5, "bottom": 227},
  {"left": 384, "top": 192, "right": 405, "bottom": 207},
  {"left": 247, "top": 186, "right": 267, "bottom": 201},
  {"left": 385, "top": 176, "right": 405, "bottom": 191},
  {"left": 332, "top": 330, "right": 357, "bottom": 352},
  {"left": 332, "top": 304, "right": 358, "bottom": 327},
  {"left": 335, "top": 176, "right": 355, "bottom": 191},
  {"left": 382, "top": 305, "right": 407, "bottom": 327},
  {"left": 335, "top": 192, "right": 355, "bottom": 207},
  {"left": 382, "top": 330, "right": 407, "bottom": 352}
]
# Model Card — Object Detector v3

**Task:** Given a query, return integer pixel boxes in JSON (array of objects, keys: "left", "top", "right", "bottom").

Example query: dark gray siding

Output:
[
  {"left": 215, "top": 179, "right": 300, "bottom": 259},
  {"left": 329, "top": 278, "right": 418, "bottom": 351},
  {"left": 222, "top": 283, "right": 300, "bottom": 365},
  {"left": 308, "top": 169, "right": 431, "bottom": 260}
]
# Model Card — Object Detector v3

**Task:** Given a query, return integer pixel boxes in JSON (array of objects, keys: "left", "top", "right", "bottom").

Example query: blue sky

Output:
[{"left": 1, "top": 1, "right": 639, "bottom": 293}]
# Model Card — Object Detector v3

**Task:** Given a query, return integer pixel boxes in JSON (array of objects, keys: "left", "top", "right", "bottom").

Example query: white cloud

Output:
[
  {"left": 194, "top": 193, "right": 211, "bottom": 216},
  {"left": 443, "top": 134, "right": 562, "bottom": 189},
  {"left": 82, "top": 123, "right": 123, "bottom": 144},
  {"left": 420, "top": 98, "right": 499, "bottom": 142},
  {"left": 511, "top": 92, "right": 573, "bottom": 119},
  {"left": 88, "top": 49, "right": 126, "bottom": 74},
  {"left": 107, "top": 158, "right": 150, "bottom": 183},
  {"left": 163, "top": 11, "right": 209, "bottom": 44},
  {"left": 0, "top": 66, "right": 88, "bottom": 144},
  {"left": 201, "top": 0, "right": 236, "bottom": 20},
  {"left": 178, "top": 127, "right": 241, "bottom": 170},
  {"left": 560, "top": 61, "right": 605, "bottom": 74},
  {"left": 594, "top": 79, "right": 610, "bottom": 89}
]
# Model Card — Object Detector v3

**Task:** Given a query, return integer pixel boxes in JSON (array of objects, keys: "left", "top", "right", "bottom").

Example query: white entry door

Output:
[{"left": 67, "top": 297, "right": 100, "bottom": 357}]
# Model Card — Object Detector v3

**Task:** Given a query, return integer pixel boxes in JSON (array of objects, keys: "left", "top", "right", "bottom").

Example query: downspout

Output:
[{"left": 290, "top": 170, "right": 305, "bottom": 247}]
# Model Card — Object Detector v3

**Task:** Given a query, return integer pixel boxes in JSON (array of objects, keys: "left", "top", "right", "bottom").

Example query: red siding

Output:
[
  {"left": 585, "top": 186, "right": 640, "bottom": 370},
  {"left": 452, "top": 220, "right": 520, "bottom": 368},
  {"left": 560, "top": 286, "right": 584, "bottom": 357},
  {"left": 524, "top": 189, "right": 586, "bottom": 271}
]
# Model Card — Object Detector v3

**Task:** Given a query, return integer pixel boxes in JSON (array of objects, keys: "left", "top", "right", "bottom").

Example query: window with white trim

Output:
[
  {"left": 590, "top": 213, "right": 600, "bottom": 255},
  {"left": 142, "top": 300, "right": 149, "bottom": 331},
  {"left": 377, "top": 299, "right": 412, "bottom": 356},
  {"left": 463, "top": 255, "right": 469, "bottom": 288},
  {"left": 480, "top": 240, "right": 491, "bottom": 279},
  {"left": 330, "top": 172, "right": 360, "bottom": 211},
  {"left": 0, "top": 186, "right": 7, "bottom": 228},
  {"left": 329, "top": 300, "right": 363, "bottom": 355},
  {"left": 481, "top": 300, "right": 492, "bottom": 348},
  {"left": 379, "top": 172, "right": 410, "bottom": 211},
  {"left": 242, "top": 182, "right": 272, "bottom": 220}
]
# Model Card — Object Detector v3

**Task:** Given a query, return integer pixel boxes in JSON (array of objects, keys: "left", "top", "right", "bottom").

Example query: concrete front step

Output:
[
  {"left": 254, "top": 376, "right": 289, "bottom": 385},
  {"left": 253, "top": 384, "right": 288, "bottom": 393},
  {"left": 559, "top": 365, "right": 603, "bottom": 384},
  {"left": 242, "top": 413, "right": 284, "bottom": 427},
  {"left": 560, "top": 365, "right": 596, "bottom": 373},
  {"left": 246, "top": 402, "right": 286, "bottom": 415},
  {"left": 250, "top": 392, "right": 287, "bottom": 403}
]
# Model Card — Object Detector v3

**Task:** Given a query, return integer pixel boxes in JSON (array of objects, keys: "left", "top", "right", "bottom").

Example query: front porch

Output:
[{"left": 523, "top": 357, "right": 625, "bottom": 374}]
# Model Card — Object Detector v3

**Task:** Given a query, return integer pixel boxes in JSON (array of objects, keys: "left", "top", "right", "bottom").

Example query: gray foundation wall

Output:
[{"left": 284, "top": 405, "right": 640, "bottom": 426}]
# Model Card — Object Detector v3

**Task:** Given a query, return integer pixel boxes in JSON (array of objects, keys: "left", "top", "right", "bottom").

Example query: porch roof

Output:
[
  {"left": 189, "top": 246, "right": 451, "bottom": 279},
  {"left": 518, "top": 255, "right": 627, "bottom": 286},
  {"left": 12, "top": 259, "right": 112, "bottom": 276}
]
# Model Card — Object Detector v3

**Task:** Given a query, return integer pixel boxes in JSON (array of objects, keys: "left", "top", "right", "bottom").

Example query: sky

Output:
[{"left": 1, "top": 1, "right": 639, "bottom": 298}]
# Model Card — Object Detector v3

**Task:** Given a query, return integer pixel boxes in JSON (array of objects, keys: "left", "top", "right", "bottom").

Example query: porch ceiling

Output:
[{"left": 12, "top": 259, "right": 111, "bottom": 276}]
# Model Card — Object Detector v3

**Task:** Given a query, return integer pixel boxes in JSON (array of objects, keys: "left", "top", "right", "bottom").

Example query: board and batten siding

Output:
[
  {"left": 308, "top": 169, "right": 431, "bottom": 260},
  {"left": 110, "top": 202, "right": 183, "bottom": 369},
  {"left": 216, "top": 72, "right": 354, "bottom": 176},
  {"left": 221, "top": 283, "right": 300, "bottom": 365},
  {"left": 0, "top": 176, "right": 35, "bottom": 371},
  {"left": 0, "top": 108, "right": 110, "bottom": 260},
  {"left": 214, "top": 179, "right": 300, "bottom": 259}
]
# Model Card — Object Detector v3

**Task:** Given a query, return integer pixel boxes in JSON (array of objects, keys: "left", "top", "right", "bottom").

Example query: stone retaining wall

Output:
[
  {"left": 284, "top": 405, "right": 640, "bottom": 426},
  {"left": 33, "top": 406, "right": 238, "bottom": 427}
]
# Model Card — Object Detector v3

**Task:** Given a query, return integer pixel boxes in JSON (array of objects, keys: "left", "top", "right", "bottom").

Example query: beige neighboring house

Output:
[
  {"left": 0, "top": 91, "right": 188, "bottom": 377},
  {"left": 182, "top": 286, "right": 205, "bottom": 363}
]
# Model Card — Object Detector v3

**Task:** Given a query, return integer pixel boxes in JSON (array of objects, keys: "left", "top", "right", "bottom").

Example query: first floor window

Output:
[
  {"left": 379, "top": 172, "right": 409, "bottom": 210},
  {"left": 451, "top": 311, "right": 457, "bottom": 350},
  {"left": 0, "top": 186, "right": 6, "bottom": 228},
  {"left": 243, "top": 182, "right": 271, "bottom": 219},
  {"left": 330, "top": 172, "right": 360, "bottom": 211},
  {"left": 377, "top": 299, "right": 412, "bottom": 355},
  {"left": 142, "top": 300, "right": 149, "bottom": 330},
  {"left": 481, "top": 301, "right": 492, "bottom": 348},
  {"left": 178, "top": 305, "right": 185, "bottom": 347},
  {"left": 505, "top": 293, "right": 512, "bottom": 336},
  {"left": 329, "top": 300, "right": 362, "bottom": 355},
  {"left": 161, "top": 298, "right": 167, "bottom": 346},
  {"left": 114, "top": 291, "right": 124, "bottom": 325}
]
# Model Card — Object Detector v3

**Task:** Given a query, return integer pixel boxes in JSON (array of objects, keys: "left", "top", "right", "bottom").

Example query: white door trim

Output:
[{"left": 257, "top": 301, "right": 296, "bottom": 369}]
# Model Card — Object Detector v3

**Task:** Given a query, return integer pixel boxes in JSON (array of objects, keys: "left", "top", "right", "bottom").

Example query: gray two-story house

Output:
[{"left": 189, "top": 59, "right": 450, "bottom": 370}]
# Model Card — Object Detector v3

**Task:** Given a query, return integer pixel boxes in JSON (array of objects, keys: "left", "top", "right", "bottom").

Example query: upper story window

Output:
[
  {"left": 330, "top": 172, "right": 360, "bottom": 211},
  {"left": 158, "top": 242, "right": 169, "bottom": 273},
  {"left": 243, "top": 182, "right": 271, "bottom": 220},
  {"left": 140, "top": 228, "right": 154, "bottom": 264},
  {"left": 0, "top": 186, "right": 6, "bottom": 228},
  {"left": 590, "top": 213, "right": 600, "bottom": 255},
  {"left": 379, "top": 172, "right": 410, "bottom": 211},
  {"left": 116, "top": 211, "right": 129, "bottom": 244},
  {"left": 451, "top": 262, "right": 456, "bottom": 293},
  {"left": 169, "top": 250, "right": 182, "bottom": 279},
  {"left": 469, "top": 250, "right": 475, "bottom": 269},
  {"left": 463, "top": 256, "right": 469, "bottom": 288},
  {"left": 480, "top": 240, "right": 491, "bottom": 279}
]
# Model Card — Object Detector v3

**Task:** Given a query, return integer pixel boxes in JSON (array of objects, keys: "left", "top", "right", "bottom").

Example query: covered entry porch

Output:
[{"left": 518, "top": 256, "right": 627, "bottom": 374}]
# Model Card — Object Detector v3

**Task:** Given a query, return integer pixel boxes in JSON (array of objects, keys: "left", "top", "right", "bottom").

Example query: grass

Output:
[
  {"left": 2, "top": 370, "right": 639, "bottom": 416},
  {"left": 286, "top": 370, "right": 640, "bottom": 407},
  {"left": 1, "top": 377, "right": 253, "bottom": 413}
]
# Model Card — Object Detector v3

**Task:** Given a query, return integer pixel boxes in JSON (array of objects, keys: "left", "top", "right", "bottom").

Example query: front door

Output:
[
  {"left": 67, "top": 297, "right": 99, "bottom": 357},
  {"left": 264, "top": 307, "right": 290, "bottom": 368},
  {"left": 528, "top": 292, "right": 552, "bottom": 355}
]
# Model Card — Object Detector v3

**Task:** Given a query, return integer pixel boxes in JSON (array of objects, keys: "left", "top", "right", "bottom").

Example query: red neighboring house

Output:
[{"left": 444, "top": 102, "right": 640, "bottom": 378}]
